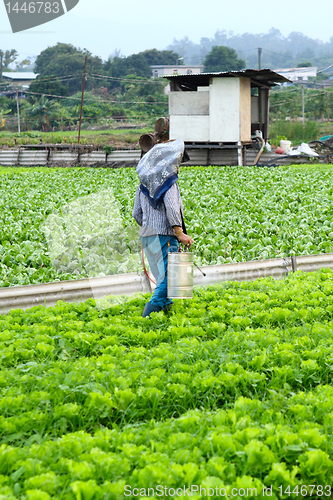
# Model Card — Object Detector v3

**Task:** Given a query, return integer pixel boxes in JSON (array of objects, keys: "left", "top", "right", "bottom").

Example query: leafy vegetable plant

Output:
[
  {"left": 1, "top": 269, "right": 333, "bottom": 497},
  {"left": 1, "top": 165, "right": 333, "bottom": 286}
]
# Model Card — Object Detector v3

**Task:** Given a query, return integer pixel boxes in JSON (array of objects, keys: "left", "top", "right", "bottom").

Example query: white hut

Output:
[{"left": 164, "top": 69, "right": 290, "bottom": 165}]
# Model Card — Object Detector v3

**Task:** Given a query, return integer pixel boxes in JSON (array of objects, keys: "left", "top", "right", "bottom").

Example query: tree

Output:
[
  {"left": 0, "top": 96, "right": 17, "bottom": 114},
  {"left": 34, "top": 43, "right": 103, "bottom": 94},
  {"left": 103, "top": 49, "right": 182, "bottom": 94},
  {"left": 140, "top": 49, "right": 183, "bottom": 66},
  {"left": 297, "top": 61, "right": 312, "bottom": 67},
  {"left": 15, "top": 59, "right": 31, "bottom": 71},
  {"left": 0, "top": 49, "right": 19, "bottom": 80},
  {"left": 104, "top": 53, "right": 151, "bottom": 80},
  {"left": 0, "top": 108, "right": 10, "bottom": 128},
  {"left": 167, "top": 36, "right": 199, "bottom": 65},
  {"left": 168, "top": 29, "right": 332, "bottom": 70},
  {"left": 24, "top": 96, "right": 58, "bottom": 132},
  {"left": 28, "top": 76, "right": 69, "bottom": 102},
  {"left": 105, "top": 49, "right": 183, "bottom": 81},
  {"left": 203, "top": 46, "right": 246, "bottom": 73},
  {"left": 56, "top": 106, "right": 74, "bottom": 131},
  {"left": 16, "top": 57, "right": 35, "bottom": 72}
]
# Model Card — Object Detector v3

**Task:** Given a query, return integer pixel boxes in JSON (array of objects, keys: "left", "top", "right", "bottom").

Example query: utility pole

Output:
[
  {"left": 0, "top": 51, "right": 3, "bottom": 81},
  {"left": 16, "top": 89, "right": 21, "bottom": 135},
  {"left": 176, "top": 57, "right": 183, "bottom": 71},
  {"left": 326, "top": 91, "right": 330, "bottom": 122},
  {"left": 78, "top": 55, "right": 88, "bottom": 145},
  {"left": 302, "top": 85, "right": 305, "bottom": 124},
  {"left": 258, "top": 48, "right": 262, "bottom": 70}
]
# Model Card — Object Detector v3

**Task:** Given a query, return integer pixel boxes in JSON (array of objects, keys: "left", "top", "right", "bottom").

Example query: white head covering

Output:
[{"left": 136, "top": 139, "right": 184, "bottom": 209}]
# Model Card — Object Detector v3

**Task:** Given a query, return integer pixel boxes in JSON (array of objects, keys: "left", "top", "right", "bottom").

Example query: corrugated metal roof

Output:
[
  {"left": 163, "top": 68, "right": 291, "bottom": 88},
  {"left": 2, "top": 72, "right": 37, "bottom": 80},
  {"left": 274, "top": 67, "right": 317, "bottom": 73},
  {"left": 151, "top": 65, "right": 204, "bottom": 69}
]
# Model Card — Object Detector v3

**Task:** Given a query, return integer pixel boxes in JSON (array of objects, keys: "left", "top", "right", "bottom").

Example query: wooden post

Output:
[
  {"left": 263, "top": 88, "right": 270, "bottom": 141},
  {"left": 78, "top": 55, "right": 88, "bottom": 144},
  {"left": 258, "top": 87, "right": 262, "bottom": 134}
]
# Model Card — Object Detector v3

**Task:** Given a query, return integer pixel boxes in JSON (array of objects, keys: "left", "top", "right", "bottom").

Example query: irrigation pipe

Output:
[{"left": 1, "top": 252, "right": 333, "bottom": 315}]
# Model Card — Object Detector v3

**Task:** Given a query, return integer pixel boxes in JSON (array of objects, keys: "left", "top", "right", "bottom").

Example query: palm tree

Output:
[
  {"left": 0, "top": 108, "right": 10, "bottom": 128},
  {"left": 24, "top": 96, "right": 58, "bottom": 132},
  {"left": 54, "top": 106, "right": 74, "bottom": 131}
]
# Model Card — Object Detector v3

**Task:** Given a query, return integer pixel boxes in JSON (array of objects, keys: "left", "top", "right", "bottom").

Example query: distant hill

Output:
[{"left": 167, "top": 28, "right": 333, "bottom": 75}]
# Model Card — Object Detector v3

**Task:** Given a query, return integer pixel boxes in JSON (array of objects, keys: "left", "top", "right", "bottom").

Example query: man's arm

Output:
[
  {"left": 164, "top": 184, "right": 193, "bottom": 247},
  {"left": 173, "top": 225, "right": 194, "bottom": 247}
]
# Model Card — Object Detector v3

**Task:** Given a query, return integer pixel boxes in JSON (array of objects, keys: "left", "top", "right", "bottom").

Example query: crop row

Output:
[
  {"left": 1, "top": 165, "right": 333, "bottom": 286},
  {"left": 1, "top": 388, "right": 333, "bottom": 499},
  {"left": 0, "top": 271, "right": 333, "bottom": 438},
  {"left": 1, "top": 270, "right": 333, "bottom": 497}
]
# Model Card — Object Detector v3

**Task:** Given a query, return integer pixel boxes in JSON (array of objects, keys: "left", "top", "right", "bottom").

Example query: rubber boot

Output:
[
  {"left": 163, "top": 303, "right": 173, "bottom": 313},
  {"left": 142, "top": 302, "right": 163, "bottom": 318}
]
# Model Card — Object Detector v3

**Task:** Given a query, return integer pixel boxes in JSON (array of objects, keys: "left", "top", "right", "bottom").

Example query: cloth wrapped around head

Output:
[{"left": 136, "top": 139, "right": 185, "bottom": 209}]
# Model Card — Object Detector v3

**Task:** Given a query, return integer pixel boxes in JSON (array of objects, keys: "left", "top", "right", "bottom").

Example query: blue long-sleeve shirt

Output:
[{"left": 132, "top": 183, "right": 184, "bottom": 237}]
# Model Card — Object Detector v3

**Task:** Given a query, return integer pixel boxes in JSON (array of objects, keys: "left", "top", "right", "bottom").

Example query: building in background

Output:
[
  {"left": 0, "top": 72, "right": 37, "bottom": 98},
  {"left": 274, "top": 67, "right": 317, "bottom": 86},
  {"left": 152, "top": 65, "right": 205, "bottom": 95},
  {"left": 151, "top": 65, "right": 204, "bottom": 78},
  {"left": 2, "top": 72, "right": 37, "bottom": 88}
]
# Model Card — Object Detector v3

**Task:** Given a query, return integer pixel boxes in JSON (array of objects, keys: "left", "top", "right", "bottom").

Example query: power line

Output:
[
  {"left": 263, "top": 48, "right": 294, "bottom": 57},
  {"left": 1, "top": 72, "right": 168, "bottom": 87},
  {"left": 3, "top": 114, "right": 164, "bottom": 122},
  {"left": 318, "top": 63, "right": 333, "bottom": 74},
  {"left": 236, "top": 48, "right": 260, "bottom": 53},
  {"left": 272, "top": 86, "right": 331, "bottom": 94},
  {"left": 25, "top": 90, "right": 168, "bottom": 105},
  {"left": 88, "top": 73, "right": 166, "bottom": 85},
  {"left": 29, "top": 74, "right": 79, "bottom": 83},
  {"left": 270, "top": 91, "right": 330, "bottom": 107},
  {"left": 47, "top": 114, "right": 162, "bottom": 121}
]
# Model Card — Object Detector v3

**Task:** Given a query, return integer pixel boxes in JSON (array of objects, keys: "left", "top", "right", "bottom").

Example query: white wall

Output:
[
  {"left": 169, "top": 77, "right": 251, "bottom": 143},
  {"left": 170, "top": 115, "right": 210, "bottom": 142},
  {"left": 209, "top": 77, "right": 240, "bottom": 142},
  {"left": 169, "top": 90, "right": 209, "bottom": 116}
]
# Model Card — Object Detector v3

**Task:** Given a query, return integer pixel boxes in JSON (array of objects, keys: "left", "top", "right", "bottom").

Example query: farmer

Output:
[{"left": 132, "top": 136, "right": 193, "bottom": 318}]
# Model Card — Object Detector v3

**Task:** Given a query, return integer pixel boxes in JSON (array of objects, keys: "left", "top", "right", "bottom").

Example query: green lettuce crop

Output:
[
  {"left": 1, "top": 165, "right": 333, "bottom": 287},
  {"left": 1, "top": 270, "right": 333, "bottom": 496}
]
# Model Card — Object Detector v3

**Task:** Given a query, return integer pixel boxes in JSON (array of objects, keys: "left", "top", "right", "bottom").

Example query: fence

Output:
[{"left": 0, "top": 147, "right": 309, "bottom": 167}]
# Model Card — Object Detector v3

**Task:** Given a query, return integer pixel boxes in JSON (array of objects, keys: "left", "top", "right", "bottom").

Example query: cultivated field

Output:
[
  {"left": 1, "top": 165, "right": 333, "bottom": 287},
  {"left": 1, "top": 270, "right": 333, "bottom": 497},
  {"left": 1, "top": 164, "right": 333, "bottom": 498}
]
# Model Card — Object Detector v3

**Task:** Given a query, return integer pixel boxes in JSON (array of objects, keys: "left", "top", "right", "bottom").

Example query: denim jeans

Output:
[{"left": 141, "top": 234, "right": 179, "bottom": 309}]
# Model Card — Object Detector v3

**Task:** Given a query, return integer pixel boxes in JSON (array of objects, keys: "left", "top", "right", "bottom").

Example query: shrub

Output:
[{"left": 269, "top": 120, "right": 320, "bottom": 145}]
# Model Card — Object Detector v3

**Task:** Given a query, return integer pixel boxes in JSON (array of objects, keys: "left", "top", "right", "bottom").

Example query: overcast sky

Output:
[{"left": 0, "top": 0, "right": 332, "bottom": 63}]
